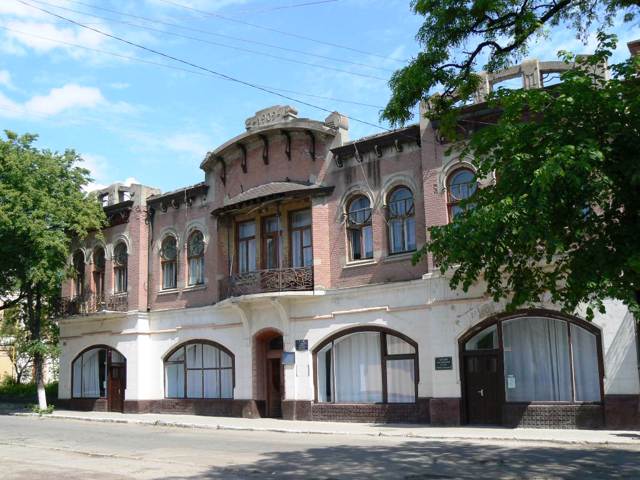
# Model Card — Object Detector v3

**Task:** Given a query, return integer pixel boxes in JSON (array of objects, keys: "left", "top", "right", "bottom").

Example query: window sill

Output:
[
  {"left": 183, "top": 284, "right": 207, "bottom": 293},
  {"left": 157, "top": 289, "right": 179, "bottom": 296},
  {"left": 382, "top": 251, "right": 416, "bottom": 263},
  {"left": 343, "top": 259, "right": 377, "bottom": 269}
]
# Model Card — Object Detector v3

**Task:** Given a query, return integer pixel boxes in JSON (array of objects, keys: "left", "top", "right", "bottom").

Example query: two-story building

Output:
[{"left": 58, "top": 61, "right": 640, "bottom": 429}]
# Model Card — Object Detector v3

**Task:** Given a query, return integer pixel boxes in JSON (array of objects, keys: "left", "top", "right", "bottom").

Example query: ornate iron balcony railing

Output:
[
  {"left": 219, "top": 266, "right": 313, "bottom": 300},
  {"left": 54, "top": 293, "right": 129, "bottom": 317}
]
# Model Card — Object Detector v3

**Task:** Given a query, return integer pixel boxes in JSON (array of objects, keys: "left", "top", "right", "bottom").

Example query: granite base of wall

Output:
[
  {"left": 57, "top": 398, "right": 108, "bottom": 412},
  {"left": 503, "top": 404, "right": 604, "bottom": 429},
  {"left": 429, "top": 398, "right": 461, "bottom": 426},
  {"left": 123, "top": 399, "right": 263, "bottom": 418},
  {"left": 305, "top": 398, "right": 431, "bottom": 423},
  {"left": 604, "top": 395, "right": 640, "bottom": 430},
  {"left": 282, "top": 400, "right": 312, "bottom": 421}
]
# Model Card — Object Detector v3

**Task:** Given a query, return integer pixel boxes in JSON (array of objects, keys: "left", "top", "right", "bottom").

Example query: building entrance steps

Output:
[{"left": 13, "top": 409, "right": 640, "bottom": 446}]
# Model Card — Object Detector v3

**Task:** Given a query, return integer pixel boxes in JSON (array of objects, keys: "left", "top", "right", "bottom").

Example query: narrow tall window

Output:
[
  {"left": 113, "top": 242, "right": 128, "bottom": 294},
  {"left": 262, "top": 216, "right": 281, "bottom": 270},
  {"left": 187, "top": 231, "right": 205, "bottom": 286},
  {"left": 290, "top": 209, "right": 312, "bottom": 268},
  {"left": 161, "top": 236, "right": 178, "bottom": 290},
  {"left": 93, "top": 247, "right": 105, "bottom": 298},
  {"left": 73, "top": 250, "right": 85, "bottom": 298},
  {"left": 347, "top": 195, "right": 373, "bottom": 261},
  {"left": 387, "top": 187, "right": 416, "bottom": 254},
  {"left": 447, "top": 169, "right": 477, "bottom": 220},
  {"left": 237, "top": 221, "right": 256, "bottom": 273}
]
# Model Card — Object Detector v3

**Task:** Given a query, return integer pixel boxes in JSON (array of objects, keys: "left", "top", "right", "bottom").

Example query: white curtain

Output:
[
  {"left": 386, "top": 359, "right": 415, "bottom": 403},
  {"left": 203, "top": 370, "right": 220, "bottom": 398},
  {"left": 187, "top": 370, "right": 203, "bottom": 398},
  {"left": 162, "top": 262, "right": 176, "bottom": 289},
  {"left": 165, "top": 363, "right": 184, "bottom": 398},
  {"left": 81, "top": 349, "right": 101, "bottom": 397},
  {"left": 334, "top": 332, "right": 382, "bottom": 403},
  {"left": 503, "top": 317, "right": 571, "bottom": 401},
  {"left": 571, "top": 324, "right": 601, "bottom": 401},
  {"left": 203, "top": 344, "right": 218, "bottom": 368},
  {"left": 220, "top": 369, "right": 233, "bottom": 398},
  {"left": 189, "top": 256, "right": 204, "bottom": 285},
  {"left": 386, "top": 335, "right": 415, "bottom": 355},
  {"left": 72, "top": 358, "right": 82, "bottom": 397}
]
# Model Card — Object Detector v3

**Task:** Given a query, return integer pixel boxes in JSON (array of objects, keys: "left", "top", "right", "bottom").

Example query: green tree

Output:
[
  {"left": 382, "top": 0, "right": 639, "bottom": 124},
  {"left": 0, "top": 132, "right": 105, "bottom": 408},
  {"left": 382, "top": 1, "right": 640, "bottom": 317}
]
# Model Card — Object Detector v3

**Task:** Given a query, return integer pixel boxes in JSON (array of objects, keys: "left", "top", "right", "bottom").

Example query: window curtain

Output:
[
  {"left": 72, "top": 358, "right": 83, "bottom": 397},
  {"left": 189, "top": 256, "right": 204, "bottom": 285},
  {"left": 503, "top": 317, "right": 571, "bottom": 401},
  {"left": 165, "top": 363, "right": 184, "bottom": 398},
  {"left": 81, "top": 349, "right": 101, "bottom": 397},
  {"left": 571, "top": 324, "right": 601, "bottom": 401},
  {"left": 334, "top": 332, "right": 382, "bottom": 403},
  {"left": 162, "top": 262, "right": 176, "bottom": 289},
  {"left": 316, "top": 344, "right": 332, "bottom": 402},
  {"left": 386, "top": 359, "right": 415, "bottom": 403}
]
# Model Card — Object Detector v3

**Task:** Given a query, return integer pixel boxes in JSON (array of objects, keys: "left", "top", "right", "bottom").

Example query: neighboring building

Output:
[{"left": 57, "top": 55, "right": 640, "bottom": 428}]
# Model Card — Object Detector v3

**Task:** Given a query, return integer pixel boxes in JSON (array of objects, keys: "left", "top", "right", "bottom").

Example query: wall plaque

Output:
[
  {"left": 281, "top": 351, "right": 295, "bottom": 365},
  {"left": 295, "top": 339, "right": 308, "bottom": 351},
  {"left": 435, "top": 356, "right": 453, "bottom": 370}
]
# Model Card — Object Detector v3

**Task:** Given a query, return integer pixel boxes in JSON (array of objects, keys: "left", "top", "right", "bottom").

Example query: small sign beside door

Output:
[
  {"left": 435, "top": 356, "right": 453, "bottom": 370},
  {"left": 295, "top": 339, "right": 308, "bottom": 351},
  {"left": 281, "top": 351, "right": 295, "bottom": 365}
]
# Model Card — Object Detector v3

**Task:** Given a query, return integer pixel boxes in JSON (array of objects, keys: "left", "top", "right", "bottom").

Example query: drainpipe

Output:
[{"left": 145, "top": 205, "right": 155, "bottom": 313}]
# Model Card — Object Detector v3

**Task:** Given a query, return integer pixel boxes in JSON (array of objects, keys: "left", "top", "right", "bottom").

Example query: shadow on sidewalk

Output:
[{"left": 163, "top": 439, "right": 640, "bottom": 480}]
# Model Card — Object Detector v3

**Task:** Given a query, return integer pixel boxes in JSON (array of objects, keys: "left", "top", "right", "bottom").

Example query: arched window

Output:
[
  {"left": 93, "top": 247, "right": 106, "bottom": 297},
  {"left": 187, "top": 231, "right": 205, "bottom": 286},
  {"left": 72, "top": 346, "right": 125, "bottom": 398},
  {"left": 164, "top": 341, "right": 234, "bottom": 399},
  {"left": 463, "top": 314, "right": 602, "bottom": 403},
  {"left": 113, "top": 242, "right": 128, "bottom": 294},
  {"left": 387, "top": 186, "right": 416, "bottom": 254},
  {"left": 73, "top": 250, "right": 85, "bottom": 297},
  {"left": 447, "top": 169, "right": 477, "bottom": 220},
  {"left": 315, "top": 328, "right": 418, "bottom": 404},
  {"left": 161, "top": 236, "right": 178, "bottom": 290},
  {"left": 347, "top": 195, "right": 373, "bottom": 261}
]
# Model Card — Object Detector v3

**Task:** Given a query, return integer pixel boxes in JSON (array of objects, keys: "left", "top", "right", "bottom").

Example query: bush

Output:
[{"left": 0, "top": 377, "right": 58, "bottom": 401}]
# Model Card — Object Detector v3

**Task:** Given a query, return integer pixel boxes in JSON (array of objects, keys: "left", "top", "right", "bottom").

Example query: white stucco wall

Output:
[{"left": 58, "top": 274, "right": 640, "bottom": 402}]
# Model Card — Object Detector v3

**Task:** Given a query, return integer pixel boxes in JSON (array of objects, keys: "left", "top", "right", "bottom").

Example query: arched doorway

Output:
[
  {"left": 459, "top": 310, "right": 604, "bottom": 426},
  {"left": 254, "top": 329, "right": 284, "bottom": 418},
  {"left": 72, "top": 345, "right": 126, "bottom": 412}
]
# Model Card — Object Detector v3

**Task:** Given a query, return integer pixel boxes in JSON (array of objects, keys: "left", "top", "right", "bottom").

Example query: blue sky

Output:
[{"left": 1, "top": 1, "right": 638, "bottom": 193}]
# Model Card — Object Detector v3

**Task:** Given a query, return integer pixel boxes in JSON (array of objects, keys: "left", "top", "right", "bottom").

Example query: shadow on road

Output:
[
  {"left": 163, "top": 439, "right": 640, "bottom": 480},
  {"left": 0, "top": 402, "right": 29, "bottom": 415}
]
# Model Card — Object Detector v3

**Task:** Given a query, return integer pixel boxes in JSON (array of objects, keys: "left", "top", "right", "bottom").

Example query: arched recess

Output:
[
  {"left": 459, "top": 309, "right": 604, "bottom": 426},
  {"left": 312, "top": 325, "right": 419, "bottom": 405},
  {"left": 163, "top": 339, "right": 235, "bottom": 400},
  {"left": 71, "top": 345, "right": 126, "bottom": 412},
  {"left": 253, "top": 328, "right": 284, "bottom": 418}
]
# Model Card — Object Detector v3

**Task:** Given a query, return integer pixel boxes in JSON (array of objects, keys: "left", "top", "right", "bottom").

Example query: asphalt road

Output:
[{"left": 1, "top": 415, "right": 639, "bottom": 479}]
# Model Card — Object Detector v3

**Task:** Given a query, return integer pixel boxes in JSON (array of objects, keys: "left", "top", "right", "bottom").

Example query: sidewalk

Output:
[{"left": 15, "top": 409, "right": 640, "bottom": 446}]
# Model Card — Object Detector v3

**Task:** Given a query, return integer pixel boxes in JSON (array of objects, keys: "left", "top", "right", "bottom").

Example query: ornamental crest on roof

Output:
[{"left": 245, "top": 105, "right": 298, "bottom": 131}]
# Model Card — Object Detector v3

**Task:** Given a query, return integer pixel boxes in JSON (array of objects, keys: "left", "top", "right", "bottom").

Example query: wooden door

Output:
[
  {"left": 108, "top": 365, "right": 125, "bottom": 413},
  {"left": 464, "top": 354, "right": 501, "bottom": 425},
  {"left": 266, "top": 358, "right": 283, "bottom": 418}
]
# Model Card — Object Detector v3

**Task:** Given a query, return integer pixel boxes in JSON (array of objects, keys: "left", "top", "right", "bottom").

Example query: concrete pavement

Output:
[
  {"left": 2, "top": 414, "right": 640, "bottom": 479},
  {"left": 12, "top": 407, "right": 640, "bottom": 446}
]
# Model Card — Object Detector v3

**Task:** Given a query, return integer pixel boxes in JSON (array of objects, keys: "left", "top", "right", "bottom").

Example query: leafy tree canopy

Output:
[
  {"left": 382, "top": 0, "right": 639, "bottom": 125},
  {"left": 415, "top": 40, "right": 640, "bottom": 318}
]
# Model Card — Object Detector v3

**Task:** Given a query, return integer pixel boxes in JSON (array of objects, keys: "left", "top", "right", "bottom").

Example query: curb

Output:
[{"left": 12, "top": 412, "right": 637, "bottom": 446}]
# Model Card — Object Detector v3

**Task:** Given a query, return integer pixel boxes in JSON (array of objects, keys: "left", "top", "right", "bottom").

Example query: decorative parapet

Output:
[{"left": 53, "top": 293, "right": 128, "bottom": 317}]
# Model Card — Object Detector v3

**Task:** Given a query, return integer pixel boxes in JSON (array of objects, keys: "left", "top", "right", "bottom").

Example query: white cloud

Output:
[
  {"left": 163, "top": 132, "right": 211, "bottom": 158},
  {"left": 0, "top": 83, "right": 134, "bottom": 119},
  {"left": 25, "top": 84, "right": 104, "bottom": 115},
  {"left": 0, "top": 69, "right": 13, "bottom": 88}
]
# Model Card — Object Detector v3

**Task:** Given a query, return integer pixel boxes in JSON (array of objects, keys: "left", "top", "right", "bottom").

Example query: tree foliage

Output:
[
  {"left": 416, "top": 40, "right": 640, "bottom": 318},
  {"left": 0, "top": 131, "right": 105, "bottom": 406},
  {"left": 382, "top": 0, "right": 639, "bottom": 125}
]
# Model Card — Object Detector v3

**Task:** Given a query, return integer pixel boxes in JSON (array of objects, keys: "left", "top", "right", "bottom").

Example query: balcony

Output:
[
  {"left": 219, "top": 266, "right": 313, "bottom": 300},
  {"left": 54, "top": 293, "right": 129, "bottom": 317}
]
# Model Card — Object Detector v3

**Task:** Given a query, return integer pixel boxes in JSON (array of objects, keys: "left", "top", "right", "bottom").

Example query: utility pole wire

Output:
[
  {"left": 16, "top": 0, "right": 395, "bottom": 134},
  {"left": 224, "top": 0, "right": 340, "bottom": 16},
  {"left": 0, "top": 24, "right": 385, "bottom": 109},
  {"left": 155, "top": 0, "right": 408, "bottom": 63},
  {"left": 33, "top": 0, "right": 393, "bottom": 73},
  {"left": 26, "top": 0, "right": 388, "bottom": 81}
]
